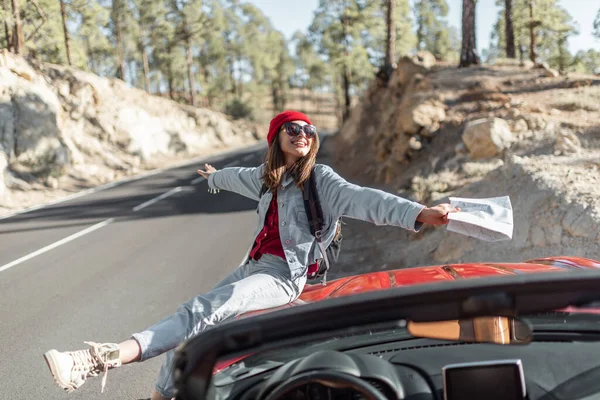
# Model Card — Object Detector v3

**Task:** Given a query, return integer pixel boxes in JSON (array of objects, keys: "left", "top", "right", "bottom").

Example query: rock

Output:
[
  {"left": 455, "top": 142, "right": 467, "bottom": 155},
  {"left": 470, "top": 79, "right": 502, "bottom": 92},
  {"left": 412, "top": 51, "right": 436, "bottom": 69},
  {"left": 391, "top": 135, "right": 411, "bottom": 162},
  {"left": 542, "top": 68, "right": 560, "bottom": 78},
  {"left": 530, "top": 222, "right": 563, "bottom": 247},
  {"left": 554, "top": 130, "right": 582, "bottom": 155},
  {"left": 395, "top": 56, "right": 429, "bottom": 87},
  {"left": 408, "top": 136, "right": 422, "bottom": 150},
  {"left": 434, "top": 234, "right": 474, "bottom": 263},
  {"left": 567, "top": 79, "right": 592, "bottom": 89},
  {"left": 396, "top": 95, "right": 446, "bottom": 136},
  {"left": 460, "top": 90, "right": 510, "bottom": 103},
  {"left": 512, "top": 119, "right": 529, "bottom": 133},
  {"left": 1, "top": 59, "right": 69, "bottom": 171},
  {"left": 5, "top": 54, "right": 37, "bottom": 81},
  {"left": 562, "top": 206, "right": 597, "bottom": 239},
  {"left": 520, "top": 60, "right": 535, "bottom": 69},
  {"left": 523, "top": 114, "right": 547, "bottom": 131},
  {"left": 462, "top": 118, "right": 514, "bottom": 159},
  {"left": 506, "top": 108, "right": 521, "bottom": 120},
  {"left": 45, "top": 176, "right": 59, "bottom": 189},
  {"left": 405, "top": 73, "right": 433, "bottom": 93},
  {"left": 461, "top": 159, "right": 504, "bottom": 177},
  {"left": 535, "top": 62, "right": 559, "bottom": 78},
  {"left": 0, "top": 52, "right": 260, "bottom": 208}
]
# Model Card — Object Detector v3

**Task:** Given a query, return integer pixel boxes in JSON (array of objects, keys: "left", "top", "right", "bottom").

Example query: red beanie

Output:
[{"left": 267, "top": 110, "right": 312, "bottom": 146}]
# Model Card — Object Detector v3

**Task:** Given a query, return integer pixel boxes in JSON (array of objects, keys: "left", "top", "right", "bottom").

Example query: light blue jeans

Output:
[{"left": 131, "top": 254, "right": 306, "bottom": 398}]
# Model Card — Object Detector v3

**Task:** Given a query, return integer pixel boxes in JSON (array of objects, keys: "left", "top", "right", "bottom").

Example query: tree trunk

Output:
[
  {"left": 113, "top": 0, "right": 126, "bottom": 81},
  {"left": 557, "top": 34, "right": 566, "bottom": 74},
  {"left": 185, "top": 35, "right": 196, "bottom": 106},
  {"left": 505, "top": 0, "right": 515, "bottom": 58},
  {"left": 271, "top": 85, "right": 279, "bottom": 113},
  {"left": 416, "top": 1, "right": 424, "bottom": 51},
  {"left": 228, "top": 59, "right": 235, "bottom": 97},
  {"left": 459, "top": 0, "right": 480, "bottom": 68},
  {"left": 59, "top": 0, "right": 72, "bottom": 65},
  {"left": 237, "top": 50, "right": 243, "bottom": 98},
  {"left": 10, "top": 0, "right": 23, "bottom": 55},
  {"left": 141, "top": 43, "right": 150, "bottom": 92},
  {"left": 342, "top": 67, "right": 351, "bottom": 122},
  {"left": 168, "top": 44, "right": 175, "bottom": 100},
  {"left": 168, "top": 76, "right": 174, "bottom": 100},
  {"left": 384, "top": 0, "right": 396, "bottom": 68},
  {"left": 3, "top": 0, "right": 11, "bottom": 51},
  {"left": 528, "top": 0, "right": 537, "bottom": 63},
  {"left": 342, "top": 10, "right": 351, "bottom": 122},
  {"left": 3, "top": 21, "right": 10, "bottom": 51}
]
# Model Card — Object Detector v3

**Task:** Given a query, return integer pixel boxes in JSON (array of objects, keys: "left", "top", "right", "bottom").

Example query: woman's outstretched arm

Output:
[
  {"left": 198, "top": 163, "right": 264, "bottom": 201},
  {"left": 317, "top": 165, "right": 457, "bottom": 231}
]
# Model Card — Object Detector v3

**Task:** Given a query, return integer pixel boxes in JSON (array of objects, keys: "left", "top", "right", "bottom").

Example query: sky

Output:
[{"left": 247, "top": 0, "right": 599, "bottom": 55}]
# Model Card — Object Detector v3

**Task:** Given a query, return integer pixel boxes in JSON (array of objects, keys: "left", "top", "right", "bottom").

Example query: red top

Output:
[
  {"left": 250, "top": 191, "right": 320, "bottom": 276},
  {"left": 250, "top": 193, "right": 286, "bottom": 261}
]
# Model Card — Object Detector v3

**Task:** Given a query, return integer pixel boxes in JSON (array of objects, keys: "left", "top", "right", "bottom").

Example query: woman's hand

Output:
[
  {"left": 416, "top": 203, "right": 460, "bottom": 226},
  {"left": 197, "top": 163, "right": 217, "bottom": 179}
]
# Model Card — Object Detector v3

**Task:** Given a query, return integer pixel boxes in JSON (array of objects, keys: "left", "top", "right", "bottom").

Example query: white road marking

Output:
[
  {"left": 0, "top": 218, "right": 115, "bottom": 273},
  {"left": 132, "top": 187, "right": 183, "bottom": 212},
  {"left": 191, "top": 160, "right": 238, "bottom": 185},
  {"left": 191, "top": 176, "right": 205, "bottom": 185},
  {"left": 0, "top": 143, "right": 267, "bottom": 221}
]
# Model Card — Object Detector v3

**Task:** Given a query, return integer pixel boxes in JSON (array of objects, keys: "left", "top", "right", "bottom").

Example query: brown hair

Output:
[{"left": 262, "top": 127, "right": 320, "bottom": 193}]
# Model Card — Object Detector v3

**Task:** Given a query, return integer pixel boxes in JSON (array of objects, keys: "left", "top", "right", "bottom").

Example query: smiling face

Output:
[{"left": 278, "top": 120, "right": 315, "bottom": 166}]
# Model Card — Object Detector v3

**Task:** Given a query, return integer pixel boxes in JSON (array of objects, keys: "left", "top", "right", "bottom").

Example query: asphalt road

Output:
[{"left": 0, "top": 142, "right": 276, "bottom": 399}]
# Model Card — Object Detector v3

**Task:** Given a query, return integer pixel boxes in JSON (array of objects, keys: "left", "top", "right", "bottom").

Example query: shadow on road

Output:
[
  {"left": 0, "top": 150, "right": 264, "bottom": 234},
  {"left": 0, "top": 137, "right": 334, "bottom": 236}
]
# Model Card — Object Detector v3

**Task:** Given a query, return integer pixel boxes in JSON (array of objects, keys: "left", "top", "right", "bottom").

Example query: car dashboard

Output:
[{"left": 208, "top": 339, "right": 600, "bottom": 400}]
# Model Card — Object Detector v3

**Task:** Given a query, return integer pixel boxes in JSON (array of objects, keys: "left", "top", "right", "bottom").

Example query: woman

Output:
[{"left": 43, "top": 110, "right": 458, "bottom": 400}]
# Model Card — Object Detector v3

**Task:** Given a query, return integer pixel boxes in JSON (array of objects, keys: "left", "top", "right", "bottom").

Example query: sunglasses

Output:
[{"left": 284, "top": 122, "right": 317, "bottom": 138}]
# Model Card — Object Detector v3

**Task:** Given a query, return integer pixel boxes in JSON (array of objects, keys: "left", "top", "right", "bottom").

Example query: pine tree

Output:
[
  {"left": 59, "top": 0, "right": 71, "bottom": 65},
  {"left": 415, "top": 0, "right": 450, "bottom": 58},
  {"left": 11, "top": 0, "right": 23, "bottom": 54},
  {"left": 490, "top": 0, "right": 578, "bottom": 71},
  {"left": 72, "top": 0, "right": 112, "bottom": 73},
  {"left": 111, "top": 0, "right": 126, "bottom": 80},
  {"left": 166, "top": 0, "right": 208, "bottom": 106},
  {"left": 384, "top": 0, "right": 395, "bottom": 69},
  {"left": 2, "top": 0, "right": 11, "bottom": 50},
  {"left": 459, "top": 0, "right": 480, "bottom": 67},
  {"left": 572, "top": 49, "right": 600, "bottom": 74},
  {"left": 309, "top": 0, "right": 399, "bottom": 121},
  {"left": 528, "top": 0, "right": 538, "bottom": 63},
  {"left": 505, "top": 0, "right": 515, "bottom": 58}
]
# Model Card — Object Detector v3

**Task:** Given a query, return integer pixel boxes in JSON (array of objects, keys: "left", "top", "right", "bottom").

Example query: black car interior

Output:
[{"left": 173, "top": 271, "right": 600, "bottom": 400}]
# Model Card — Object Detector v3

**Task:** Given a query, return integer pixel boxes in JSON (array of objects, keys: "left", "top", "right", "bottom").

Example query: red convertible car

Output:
[
  {"left": 174, "top": 256, "right": 600, "bottom": 400},
  {"left": 239, "top": 256, "right": 600, "bottom": 318}
]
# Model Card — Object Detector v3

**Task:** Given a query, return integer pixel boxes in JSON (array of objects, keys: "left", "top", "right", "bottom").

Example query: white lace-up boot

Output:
[{"left": 44, "top": 342, "right": 122, "bottom": 393}]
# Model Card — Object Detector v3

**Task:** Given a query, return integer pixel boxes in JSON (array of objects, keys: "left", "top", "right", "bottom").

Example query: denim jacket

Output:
[{"left": 208, "top": 163, "right": 425, "bottom": 281}]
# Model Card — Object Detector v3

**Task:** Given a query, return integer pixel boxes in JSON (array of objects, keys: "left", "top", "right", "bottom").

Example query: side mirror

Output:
[{"left": 407, "top": 316, "right": 532, "bottom": 345}]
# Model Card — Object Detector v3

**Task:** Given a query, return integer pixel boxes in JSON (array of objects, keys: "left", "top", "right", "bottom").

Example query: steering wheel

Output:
[{"left": 262, "top": 370, "right": 388, "bottom": 400}]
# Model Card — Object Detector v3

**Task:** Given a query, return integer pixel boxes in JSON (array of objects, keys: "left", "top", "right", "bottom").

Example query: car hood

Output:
[{"left": 239, "top": 256, "right": 600, "bottom": 318}]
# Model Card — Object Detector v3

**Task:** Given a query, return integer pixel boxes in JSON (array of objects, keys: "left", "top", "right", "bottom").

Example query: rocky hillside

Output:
[
  {"left": 0, "top": 51, "right": 260, "bottom": 216},
  {"left": 328, "top": 53, "right": 600, "bottom": 277}
]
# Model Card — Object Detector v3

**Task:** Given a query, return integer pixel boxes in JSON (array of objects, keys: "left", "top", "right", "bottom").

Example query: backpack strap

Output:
[
  {"left": 303, "top": 168, "right": 330, "bottom": 284},
  {"left": 259, "top": 183, "right": 269, "bottom": 198}
]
